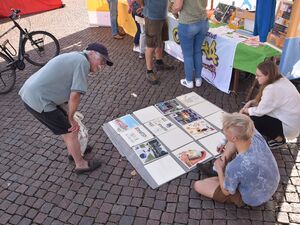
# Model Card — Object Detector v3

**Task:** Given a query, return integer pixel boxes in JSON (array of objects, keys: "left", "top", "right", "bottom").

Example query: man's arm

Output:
[
  {"left": 136, "top": 0, "right": 144, "bottom": 7},
  {"left": 214, "top": 158, "right": 231, "bottom": 196},
  {"left": 68, "top": 92, "right": 81, "bottom": 132}
]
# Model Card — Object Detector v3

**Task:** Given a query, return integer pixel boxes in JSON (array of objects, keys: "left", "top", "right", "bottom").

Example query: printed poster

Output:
[
  {"left": 109, "top": 114, "right": 140, "bottom": 134},
  {"left": 170, "top": 109, "right": 201, "bottom": 126},
  {"left": 120, "top": 125, "right": 153, "bottom": 147},
  {"left": 133, "top": 139, "right": 169, "bottom": 164},
  {"left": 144, "top": 117, "right": 176, "bottom": 136},
  {"left": 155, "top": 99, "right": 184, "bottom": 115},
  {"left": 173, "top": 142, "right": 213, "bottom": 169},
  {"left": 183, "top": 119, "right": 217, "bottom": 140}
]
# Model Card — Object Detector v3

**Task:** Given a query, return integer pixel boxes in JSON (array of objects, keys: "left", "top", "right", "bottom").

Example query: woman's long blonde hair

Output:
[{"left": 255, "top": 60, "right": 282, "bottom": 103}]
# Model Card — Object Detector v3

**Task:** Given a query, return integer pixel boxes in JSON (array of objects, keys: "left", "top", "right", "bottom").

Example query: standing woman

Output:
[
  {"left": 240, "top": 60, "right": 300, "bottom": 148},
  {"left": 172, "top": 0, "right": 209, "bottom": 88}
]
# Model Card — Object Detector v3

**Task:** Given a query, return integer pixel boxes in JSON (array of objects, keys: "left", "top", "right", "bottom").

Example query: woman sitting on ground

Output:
[
  {"left": 240, "top": 60, "right": 300, "bottom": 148},
  {"left": 194, "top": 113, "right": 280, "bottom": 207}
]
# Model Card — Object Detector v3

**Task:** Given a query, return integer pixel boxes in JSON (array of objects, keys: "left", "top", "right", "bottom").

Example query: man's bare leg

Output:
[
  {"left": 193, "top": 177, "right": 219, "bottom": 198},
  {"left": 63, "top": 132, "right": 88, "bottom": 169}
]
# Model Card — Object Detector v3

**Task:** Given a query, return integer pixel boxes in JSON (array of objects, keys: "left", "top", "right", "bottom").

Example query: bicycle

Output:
[{"left": 0, "top": 9, "right": 60, "bottom": 94}]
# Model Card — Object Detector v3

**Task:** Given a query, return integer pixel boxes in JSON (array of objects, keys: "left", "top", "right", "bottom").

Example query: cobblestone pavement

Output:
[{"left": 0, "top": 1, "right": 300, "bottom": 225}]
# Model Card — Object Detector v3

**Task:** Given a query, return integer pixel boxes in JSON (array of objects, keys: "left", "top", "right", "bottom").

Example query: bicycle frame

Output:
[{"left": 0, "top": 15, "right": 28, "bottom": 65}]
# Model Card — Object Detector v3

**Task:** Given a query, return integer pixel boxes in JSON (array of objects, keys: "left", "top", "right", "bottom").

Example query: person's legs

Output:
[
  {"left": 250, "top": 115, "right": 284, "bottom": 140},
  {"left": 139, "top": 23, "right": 146, "bottom": 55},
  {"left": 194, "top": 176, "right": 220, "bottom": 198},
  {"left": 63, "top": 132, "right": 87, "bottom": 169},
  {"left": 23, "top": 103, "right": 100, "bottom": 173},
  {"left": 154, "top": 20, "right": 174, "bottom": 71},
  {"left": 194, "top": 20, "right": 209, "bottom": 82},
  {"left": 178, "top": 23, "right": 195, "bottom": 82},
  {"left": 107, "top": 0, "right": 119, "bottom": 36},
  {"left": 132, "top": 13, "right": 141, "bottom": 46}
]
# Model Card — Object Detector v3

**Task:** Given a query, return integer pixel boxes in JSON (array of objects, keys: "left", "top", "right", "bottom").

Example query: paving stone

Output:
[
  {"left": 276, "top": 212, "right": 289, "bottom": 224},
  {"left": 289, "top": 213, "right": 300, "bottom": 224},
  {"left": 119, "top": 215, "right": 134, "bottom": 225}
]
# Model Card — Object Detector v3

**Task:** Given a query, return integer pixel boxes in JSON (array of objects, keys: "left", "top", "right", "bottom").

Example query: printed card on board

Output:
[
  {"left": 144, "top": 116, "right": 176, "bottom": 136},
  {"left": 199, "top": 132, "right": 226, "bottom": 157},
  {"left": 120, "top": 125, "right": 153, "bottom": 147},
  {"left": 155, "top": 99, "right": 184, "bottom": 115},
  {"left": 176, "top": 92, "right": 206, "bottom": 107},
  {"left": 183, "top": 119, "right": 217, "bottom": 140},
  {"left": 204, "top": 111, "right": 224, "bottom": 129},
  {"left": 172, "top": 142, "right": 213, "bottom": 169},
  {"left": 133, "top": 106, "right": 163, "bottom": 123},
  {"left": 170, "top": 108, "right": 201, "bottom": 126},
  {"left": 132, "top": 139, "right": 169, "bottom": 164},
  {"left": 109, "top": 114, "right": 140, "bottom": 134}
]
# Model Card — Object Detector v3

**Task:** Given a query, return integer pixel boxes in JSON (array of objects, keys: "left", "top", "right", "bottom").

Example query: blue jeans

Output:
[
  {"left": 132, "top": 13, "right": 141, "bottom": 45},
  {"left": 107, "top": 0, "right": 118, "bottom": 36},
  {"left": 178, "top": 20, "right": 209, "bottom": 82}
]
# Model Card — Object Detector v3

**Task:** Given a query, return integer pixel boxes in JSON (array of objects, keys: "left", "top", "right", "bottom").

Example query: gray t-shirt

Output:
[
  {"left": 143, "top": 0, "right": 168, "bottom": 20},
  {"left": 19, "top": 52, "right": 90, "bottom": 113},
  {"left": 224, "top": 131, "right": 280, "bottom": 207}
]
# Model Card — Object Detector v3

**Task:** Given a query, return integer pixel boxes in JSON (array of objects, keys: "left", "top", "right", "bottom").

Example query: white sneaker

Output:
[
  {"left": 180, "top": 79, "right": 194, "bottom": 88},
  {"left": 195, "top": 78, "right": 202, "bottom": 87},
  {"left": 133, "top": 45, "right": 140, "bottom": 53}
]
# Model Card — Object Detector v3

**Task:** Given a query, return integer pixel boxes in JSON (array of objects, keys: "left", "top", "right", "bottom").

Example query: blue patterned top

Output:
[{"left": 224, "top": 131, "right": 280, "bottom": 206}]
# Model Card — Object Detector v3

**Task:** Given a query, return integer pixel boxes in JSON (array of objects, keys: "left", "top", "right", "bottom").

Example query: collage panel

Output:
[
  {"left": 144, "top": 116, "right": 177, "bottom": 136},
  {"left": 172, "top": 142, "right": 214, "bottom": 169},
  {"left": 155, "top": 99, "right": 184, "bottom": 115},
  {"left": 132, "top": 139, "right": 169, "bottom": 164},
  {"left": 109, "top": 114, "right": 140, "bottom": 134}
]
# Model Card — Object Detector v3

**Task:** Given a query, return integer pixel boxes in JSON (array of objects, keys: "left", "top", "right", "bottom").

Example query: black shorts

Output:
[{"left": 24, "top": 103, "right": 71, "bottom": 135}]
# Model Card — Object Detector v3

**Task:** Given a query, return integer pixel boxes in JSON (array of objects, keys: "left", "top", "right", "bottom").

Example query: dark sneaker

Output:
[
  {"left": 155, "top": 62, "right": 174, "bottom": 71},
  {"left": 146, "top": 71, "right": 159, "bottom": 85},
  {"left": 267, "top": 139, "right": 286, "bottom": 149},
  {"left": 196, "top": 161, "right": 218, "bottom": 177}
]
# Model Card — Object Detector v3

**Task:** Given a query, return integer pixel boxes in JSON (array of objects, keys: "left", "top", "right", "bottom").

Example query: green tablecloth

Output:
[{"left": 233, "top": 43, "right": 281, "bottom": 75}]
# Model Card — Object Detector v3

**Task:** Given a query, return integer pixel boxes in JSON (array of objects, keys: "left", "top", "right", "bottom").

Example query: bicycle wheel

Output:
[
  {"left": 22, "top": 31, "right": 60, "bottom": 66},
  {"left": 0, "top": 53, "right": 16, "bottom": 94}
]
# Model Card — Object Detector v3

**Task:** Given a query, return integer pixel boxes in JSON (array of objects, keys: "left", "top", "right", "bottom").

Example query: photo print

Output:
[
  {"left": 173, "top": 142, "right": 213, "bottom": 169},
  {"left": 183, "top": 119, "right": 217, "bottom": 140},
  {"left": 170, "top": 108, "right": 201, "bottom": 126},
  {"left": 176, "top": 92, "right": 205, "bottom": 107},
  {"left": 155, "top": 99, "right": 184, "bottom": 115},
  {"left": 144, "top": 116, "right": 176, "bottom": 136},
  {"left": 133, "top": 139, "right": 169, "bottom": 164},
  {"left": 120, "top": 125, "right": 153, "bottom": 147},
  {"left": 109, "top": 114, "right": 140, "bottom": 134}
]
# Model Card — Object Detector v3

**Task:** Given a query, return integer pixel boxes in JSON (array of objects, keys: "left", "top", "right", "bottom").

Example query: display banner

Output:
[
  {"left": 201, "top": 32, "right": 238, "bottom": 93},
  {"left": 279, "top": 0, "right": 300, "bottom": 79},
  {"left": 165, "top": 14, "right": 239, "bottom": 93}
]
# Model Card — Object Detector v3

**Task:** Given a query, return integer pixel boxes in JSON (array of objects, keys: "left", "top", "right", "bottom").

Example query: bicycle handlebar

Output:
[{"left": 10, "top": 9, "right": 21, "bottom": 20}]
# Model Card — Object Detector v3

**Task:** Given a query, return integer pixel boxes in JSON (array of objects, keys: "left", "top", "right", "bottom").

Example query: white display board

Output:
[{"left": 103, "top": 92, "right": 226, "bottom": 189}]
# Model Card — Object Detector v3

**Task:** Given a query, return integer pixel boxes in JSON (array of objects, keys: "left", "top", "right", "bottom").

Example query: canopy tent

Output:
[{"left": 0, "top": 0, "right": 63, "bottom": 18}]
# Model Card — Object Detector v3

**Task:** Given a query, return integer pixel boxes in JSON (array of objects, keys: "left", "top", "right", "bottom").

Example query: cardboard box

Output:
[{"left": 236, "top": 8, "right": 255, "bottom": 20}]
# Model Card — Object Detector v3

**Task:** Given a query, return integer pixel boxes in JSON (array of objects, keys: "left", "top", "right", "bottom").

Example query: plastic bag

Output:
[{"left": 73, "top": 112, "right": 88, "bottom": 156}]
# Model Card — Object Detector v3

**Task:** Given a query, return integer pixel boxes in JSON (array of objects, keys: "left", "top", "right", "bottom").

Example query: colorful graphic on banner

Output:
[
  {"left": 165, "top": 13, "right": 239, "bottom": 93},
  {"left": 201, "top": 31, "right": 239, "bottom": 93}
]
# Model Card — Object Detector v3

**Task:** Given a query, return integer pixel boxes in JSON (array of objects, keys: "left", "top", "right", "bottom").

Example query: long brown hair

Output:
[{"left": 255, "top": 60, "right": 282, "bottom": 103}]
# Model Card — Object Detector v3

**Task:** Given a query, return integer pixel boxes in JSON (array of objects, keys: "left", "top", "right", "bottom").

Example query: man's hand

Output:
[
  {"left": 214, "top": 157, "right": 226, "bottom": 173},
  {"left": 68, "top": 116, "right": 80, "bottom": 133},
  {"left": 136, "top": 7, "right": 143, "bottom": 15}
]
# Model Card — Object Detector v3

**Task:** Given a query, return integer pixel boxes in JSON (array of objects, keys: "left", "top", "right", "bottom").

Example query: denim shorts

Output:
[{"left": 24, "top": 103, "right": 71, "bottom": 135}]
